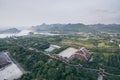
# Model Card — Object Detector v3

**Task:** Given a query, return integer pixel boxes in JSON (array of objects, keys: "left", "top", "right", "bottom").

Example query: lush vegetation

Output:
[{"left": 0, "top": 34, "right": 120, "bottom": 80}]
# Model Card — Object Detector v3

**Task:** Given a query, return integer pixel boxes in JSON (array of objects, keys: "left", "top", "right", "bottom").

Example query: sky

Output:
[{"left": 0, "top": 0, "right": 120, "bottom": 29}]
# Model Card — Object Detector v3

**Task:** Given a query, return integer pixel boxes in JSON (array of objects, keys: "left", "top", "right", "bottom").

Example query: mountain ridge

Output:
[{"left": 0, "top": 28, "right": 21, "bottom": 34}]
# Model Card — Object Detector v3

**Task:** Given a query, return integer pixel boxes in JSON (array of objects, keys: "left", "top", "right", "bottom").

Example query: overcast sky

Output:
[{"left": 0, "top": 0, "right": 120, "bottom": 28}]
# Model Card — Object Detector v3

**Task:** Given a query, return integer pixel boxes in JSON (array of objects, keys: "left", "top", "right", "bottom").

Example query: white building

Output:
[
  {"left": 0, "top": 63, "right": 23, "bottom": 80},
  {"left": 119, "top": 44, "right": 120, "bottom": 48},
  {"left": 45, "top": 45, "right": 61, "bottom": 52}
]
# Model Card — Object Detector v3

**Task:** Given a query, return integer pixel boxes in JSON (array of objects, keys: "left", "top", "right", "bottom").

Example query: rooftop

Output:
[
  {"left": 58, "top": 47, "right": 78, "bottom": 58},
  {"left": 58, "top": 47, "right": 92, "bottom": 61},
  {"left": 0, "top": 52, "right": 12, "bottom": 69}
]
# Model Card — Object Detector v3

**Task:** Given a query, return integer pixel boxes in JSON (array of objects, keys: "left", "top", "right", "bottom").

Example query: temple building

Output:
[
  {"left": 69, "top": 47, "right": 92, "bottom": 61},
  {"left": 59, "top": 47, "right": 92, "bottom": 61}
]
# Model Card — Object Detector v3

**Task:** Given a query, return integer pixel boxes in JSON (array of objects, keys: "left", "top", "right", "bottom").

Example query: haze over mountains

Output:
[
  {"left": 0, "top": 23, "right": 120, "bottom": 34},
  {"left": 0, "top": 28, "right": 20, "bottom": 34}
]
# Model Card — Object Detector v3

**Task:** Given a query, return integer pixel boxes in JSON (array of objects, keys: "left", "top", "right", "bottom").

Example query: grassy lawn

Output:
[
  {"left": 98, "top": 43, "right": 106, "bottom": 47},
  {"left": 61, "top": 40, "right": 94, "bottom": 48}
]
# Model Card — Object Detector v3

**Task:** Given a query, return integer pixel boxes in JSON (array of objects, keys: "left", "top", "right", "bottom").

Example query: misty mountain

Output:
[
  {"left": 0, "top": 28, "right": 21, "bottom": 34},
  {"left": 1, "top": 23, "right": 120, "bottom": 34},
  {"left": 89, "top": 24, "right": 120, "bottom": 33},
  {"left": 32, "top": 23, "right": 120, "bottom": 34},
  {"left": 32, "top": 23, "right": 97, "bottom": 34}
]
